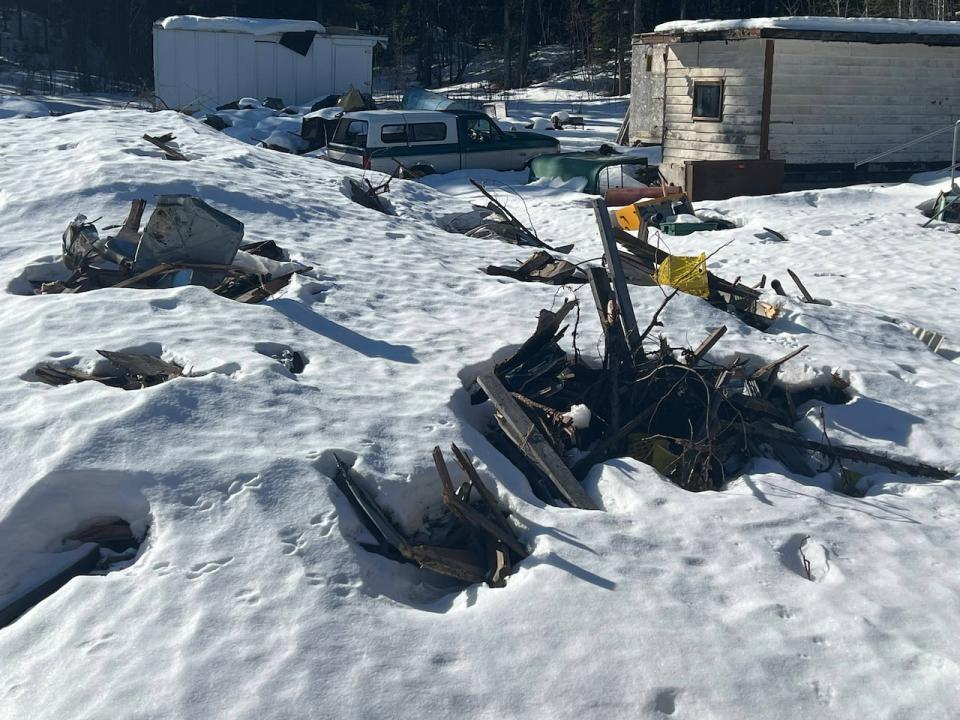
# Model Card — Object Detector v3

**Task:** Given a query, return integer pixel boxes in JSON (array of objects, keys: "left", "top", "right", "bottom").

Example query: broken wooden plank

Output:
[
  {"left": 593, "top": 198, "right": 642, "bottom": 360},
  {"left": 787, "top": 268, "right": 824, "bottom": 305},
  {"left": 433, "top": 447, "right": 528, "bottom": 558},
  {"left": 685, "top": 325, "right": 728, "bottom": 366},
  {"left": 747, "top": 421, "right": 954, "bottom": 479},
  {"left": 96, "top": 350, "right": 183, "bottom": 380},
  {"left": 477, "top": 373, "right": 598, "bottom": 510},
  {"left": 749, "top": 345, "right": 809, "bottom": 382},
  {"left": 143, "top": 133, "right": 189, "bottom": 161},
  {"left": 449, "top": 444, "right": 518, "bottom": 539}
]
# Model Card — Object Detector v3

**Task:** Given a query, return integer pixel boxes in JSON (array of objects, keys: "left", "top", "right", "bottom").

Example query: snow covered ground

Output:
[{"left": 2, "top": 106, "right": 960, "bottom": 719}]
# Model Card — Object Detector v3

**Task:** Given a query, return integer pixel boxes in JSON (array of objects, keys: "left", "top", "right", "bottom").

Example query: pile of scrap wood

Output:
[
  {"left": 469, "top": 222, "right": 952, "bottom": 506},
  {"left": 484, "top": 250, "right": 586, "bottom": 285},
  {"left": 34, "top": 350, "right": 183, "bottom": 390},
  {"left": 36, "top": 196, "right": 310, "bottom": 302},
  {"left": 330, "top": 447, "right": 528, "bottom": 587}
]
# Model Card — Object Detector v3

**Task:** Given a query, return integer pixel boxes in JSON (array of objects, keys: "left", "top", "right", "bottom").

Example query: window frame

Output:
[
  {"left": 380, "top": 123, "right": 409, "bottom": 144},
  {"left": 333, "top": 119, "right": 369, "bottom": 148},
  {"left": 691, "top": 80, "right": 724, "bottom": 122},
  {"left": 409, "top": 122, "right": 449, "bottom": 143}
]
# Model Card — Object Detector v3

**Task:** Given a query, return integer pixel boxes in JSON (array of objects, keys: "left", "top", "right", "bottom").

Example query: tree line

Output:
[{"left": 0, "top": 1, "right": 958, "bottom": 93}]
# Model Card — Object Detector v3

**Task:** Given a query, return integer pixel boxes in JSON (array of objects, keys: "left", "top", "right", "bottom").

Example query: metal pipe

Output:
[
  {"left": 951, "top": 119, "right": 960, "bottom": 190},
  {"left": 854, "top": 123, "right": 956, "bottom": 167}
]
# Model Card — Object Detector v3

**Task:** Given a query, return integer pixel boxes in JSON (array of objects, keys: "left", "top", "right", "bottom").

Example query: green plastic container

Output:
[{"left": 660, "top": 221, "right": 720, "bottom": 236}]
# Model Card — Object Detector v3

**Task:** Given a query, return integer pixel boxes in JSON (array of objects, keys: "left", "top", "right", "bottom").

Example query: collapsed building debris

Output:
[
  {"left": 470, "top": 229, "right": 952, "bottom": 505},
  {"left": 330, "top": 448, "right": 527, "bottom": 587},
  {"left": 466, "top": 180, "right": 574, "bottom": 254},
  {"left": 484, "top": 250, "right": 587, "bottom": 285},
  {"left": 34, "top": 350, "right": 184, "bottom": 390},
  {"left": 37, "top": 196, "right": 310, "bottom": 303},
  {"left": 0, "top": 517, "right": 144, "bottom": 629}
]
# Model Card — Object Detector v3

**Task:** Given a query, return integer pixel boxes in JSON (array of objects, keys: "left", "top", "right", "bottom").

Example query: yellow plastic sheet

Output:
[{"left": 655, "top": 253, "right": 709, "bottom": 298}]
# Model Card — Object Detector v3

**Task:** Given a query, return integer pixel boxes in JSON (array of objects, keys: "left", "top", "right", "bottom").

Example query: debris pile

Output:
[
  {"left": 485, "top": 250, "right": 586, "bottom": 285},
  {"left": 613, "top": 190, "right": 735, "bottom": 236},
  {"left": 0, "top": 517, "right": 144, "bottom": 629},
  {"left": 331, "top": 447, "right": 527, "bottom": 587},
  {"left": 439, "top": 179, "right": 574, "bottom": 253},
  {"left": 37, "top": 196, "right": 310, "bottom": 303},
  {"left": 469, "top": 209, "right": 952, "bottom": 507},
  {"left": 34, "top": 350, "right": 184, "bottom": 390}
]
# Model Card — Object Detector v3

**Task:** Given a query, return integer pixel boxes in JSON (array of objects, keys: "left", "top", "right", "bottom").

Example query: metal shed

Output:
[{"left": 152, "top": 15, "right": 386, "bottom": 110}]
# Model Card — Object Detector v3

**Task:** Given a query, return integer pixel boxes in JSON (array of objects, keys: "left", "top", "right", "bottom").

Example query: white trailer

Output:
[{"left": 152, "top": 15, "right": 386, "bottom": 110}]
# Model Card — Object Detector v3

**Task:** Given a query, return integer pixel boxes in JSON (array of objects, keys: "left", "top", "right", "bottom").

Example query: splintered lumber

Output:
[
  {"left": 477, "top": 373, "right": 598, "bottom": 510},
  {"left": 686, "top": 326, "right": 728, "bottom": 365},
  {"left": 96, "top": 350, "right": 182, "bottom": 381},
  {"left": 747, "top": 422, "right": 954, "bottom": 480},
  {"left": 433, "top": 447, "right": 528, "bottom": 558},
  {"left": 450, "top": 444, "right": 517, "bottom": 537},
  {"left": 593, "top": 198, "right": 642, "bottom": 358},
  {"left": 749, "top": 345, "right": 808, "bottom": 382},
  {"left": 142, "top": 133, "right": 189, "bottom": 161},
  {"left": 787, "top": 269, "right": 826, "bottom": 305},
  {"left": 331, "top": 454, "right": 412, "bottom": 558},
  {"left": 614, "top": 226, "right": 762, "bottom": 302}
]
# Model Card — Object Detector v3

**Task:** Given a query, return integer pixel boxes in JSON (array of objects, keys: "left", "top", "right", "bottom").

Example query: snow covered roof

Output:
[
  {"left": 157, "top": 15, "right": 325, "bottom": 35},
  {"left": 648, "top": 16, "right": 960, "bottom": 43}
]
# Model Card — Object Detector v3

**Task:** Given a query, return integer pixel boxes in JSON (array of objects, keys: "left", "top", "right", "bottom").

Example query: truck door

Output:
[{"left": 458, "top": 115, "right": 521, "bottom": 171}]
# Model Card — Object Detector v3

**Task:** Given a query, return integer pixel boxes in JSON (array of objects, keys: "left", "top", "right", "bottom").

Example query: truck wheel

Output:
[{"left": 409, "top": 164, "right": 435, "bottom": 178}]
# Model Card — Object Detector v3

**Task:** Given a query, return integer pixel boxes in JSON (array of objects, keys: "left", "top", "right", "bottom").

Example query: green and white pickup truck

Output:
[{"left": 326, "top": 109, "right": 560, "bottom": 174}]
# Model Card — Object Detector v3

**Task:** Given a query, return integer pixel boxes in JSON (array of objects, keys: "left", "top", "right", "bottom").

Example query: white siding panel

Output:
[
  {"left": 661, "top": 39, "right": 767, "bottom": 165},
  {"left": 255, "top": 40, "right": 277, "bottom": 99},
  {"left": 174, "top": 31, "right": 199, "bottom": 107},
  {"left": 236, "top": 35, "right": 258, "bottom": 100},
  {"left": 215, "top": 33, "right": 239, "bottom": 104},
  {"left": 769, "top": 38, "right": 960, "bottom": 163}
]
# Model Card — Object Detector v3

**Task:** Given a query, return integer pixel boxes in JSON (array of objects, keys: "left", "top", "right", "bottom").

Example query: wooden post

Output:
[
  {"left": 759, "top": 39, "right": 775, "bottom": 161},
  {"left": 592, "top": 198, "right": 642, "bottom": 360}
]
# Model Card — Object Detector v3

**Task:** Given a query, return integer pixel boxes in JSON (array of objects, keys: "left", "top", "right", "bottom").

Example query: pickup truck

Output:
[{"left": 326, "top": 109, "right": 560, "bottom": 174}]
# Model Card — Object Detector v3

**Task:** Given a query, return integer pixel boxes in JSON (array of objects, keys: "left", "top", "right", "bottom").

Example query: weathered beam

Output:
[
  {"left": 592, "top": 198, "right": 642, "bottom": 359},
  {"left": 478, "top": 373, "right": 598, "bottom": 510},
  {"left": 686, "top": 325, "right": 728, "bottom": 365}
]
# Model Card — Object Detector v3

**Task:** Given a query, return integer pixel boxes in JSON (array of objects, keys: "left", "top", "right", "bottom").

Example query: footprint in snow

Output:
[{"left": 653, "top": 688, "right": 680, "bottom": 716}]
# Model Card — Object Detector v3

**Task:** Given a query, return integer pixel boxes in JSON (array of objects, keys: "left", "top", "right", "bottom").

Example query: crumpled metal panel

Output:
[{"left": 134, "top": 195, "right": 244, "bottom": 285}]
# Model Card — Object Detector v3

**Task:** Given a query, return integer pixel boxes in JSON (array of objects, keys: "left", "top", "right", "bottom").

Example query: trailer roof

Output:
[
  {"left": 157, "top": 16, "right": 326, "bottom": 35},
  {"left": 639, "top": 16, "right": 960, "bottom": 46}
]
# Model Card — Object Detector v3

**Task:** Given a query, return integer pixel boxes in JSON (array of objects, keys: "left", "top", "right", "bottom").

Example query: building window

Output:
[
  {"left": 645, "top": 55, "right": 653, "bottom": 72},
  {"left": 692, "top": 81, "right": 723, "bottom": 121}
]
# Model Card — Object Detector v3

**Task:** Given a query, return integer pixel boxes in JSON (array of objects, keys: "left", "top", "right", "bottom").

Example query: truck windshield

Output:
[{"left": 333, "top": 119, "right": 369, "bottom": 148}]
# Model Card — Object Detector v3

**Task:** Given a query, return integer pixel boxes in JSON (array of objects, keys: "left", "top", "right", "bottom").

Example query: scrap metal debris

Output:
[
  {"left": 34, "top": 350, "right": 184, "bottom": 390},
  {"left": 330, "top": 448, "right": 527, "bottom": 587},
  {"left": 38, "top": 197, "right": 310, "bottom": 303}
]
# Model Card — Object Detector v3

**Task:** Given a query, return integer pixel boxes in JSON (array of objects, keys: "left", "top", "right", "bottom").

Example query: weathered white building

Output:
[
  {"left": 153, "top": 16, "right": 386, "bottom": 110},
  {"left": 631, "top": 17, "right": 960, "bottom": 197}
]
